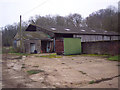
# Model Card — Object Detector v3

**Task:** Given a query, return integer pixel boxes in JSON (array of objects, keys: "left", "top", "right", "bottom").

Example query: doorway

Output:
[
  {"left": 41, "top": 41, "right": 47, "bottom": 53},
  {"left": 41, "top": 41, "right": 53, "bottom": 53},
  {"left": 30, "top": 43, "right": 35, "bottom": 53}
]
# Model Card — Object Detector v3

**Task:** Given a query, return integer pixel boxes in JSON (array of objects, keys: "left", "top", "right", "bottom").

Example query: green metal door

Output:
[{"left": 64, "top": 38, "right": 81, "bottom": 55}]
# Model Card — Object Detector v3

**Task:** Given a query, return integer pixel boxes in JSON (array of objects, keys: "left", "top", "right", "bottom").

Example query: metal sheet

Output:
[{"left": 64, "top": 38, "right": 81, "bottom": 55}]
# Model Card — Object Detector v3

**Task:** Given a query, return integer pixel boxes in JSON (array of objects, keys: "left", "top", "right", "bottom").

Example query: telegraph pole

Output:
[{"left": 20, "top": 15, "right": 22, "bottom": 52}]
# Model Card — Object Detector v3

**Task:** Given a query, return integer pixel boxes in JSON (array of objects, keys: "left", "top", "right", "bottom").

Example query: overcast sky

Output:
[{"left": 0, "top": 0, "right": 119, "bottom": 27}]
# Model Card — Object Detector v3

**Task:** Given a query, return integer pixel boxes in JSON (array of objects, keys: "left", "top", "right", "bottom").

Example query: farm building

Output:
[{"left": 14, "top": 24, "right": 120, "bottom": 55}]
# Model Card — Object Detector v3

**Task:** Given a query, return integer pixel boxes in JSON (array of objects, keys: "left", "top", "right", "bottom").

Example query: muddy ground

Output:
[{"left": 2, "top": 54, "right": 119, "bottom": 88}]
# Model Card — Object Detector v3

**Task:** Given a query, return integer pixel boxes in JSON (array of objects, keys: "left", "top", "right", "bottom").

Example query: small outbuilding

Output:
[{"left": 14, "top": 25, "right": 54, "bottom": 53}]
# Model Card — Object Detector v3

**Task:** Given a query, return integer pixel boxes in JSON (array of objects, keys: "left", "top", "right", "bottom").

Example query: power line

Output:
[{"left": 23, "top": 0, "right": 49, "bottom": 16}]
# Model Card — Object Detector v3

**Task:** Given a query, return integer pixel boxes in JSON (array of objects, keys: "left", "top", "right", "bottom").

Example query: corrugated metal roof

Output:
[
  {"left": 14, "top": 24, "right": 119, "bottom": 41},
  {"left": 28, "top": 24, "right": 119, "bottom": 36}
]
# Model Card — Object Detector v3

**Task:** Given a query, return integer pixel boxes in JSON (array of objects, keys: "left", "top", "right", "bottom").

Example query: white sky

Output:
[{"left": 0, "top": 0, "right": 119, "bottom": 27}]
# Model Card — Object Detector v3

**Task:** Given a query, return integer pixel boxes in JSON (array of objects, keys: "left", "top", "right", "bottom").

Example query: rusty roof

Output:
[{"left": 14, "top": 31, "right": 52, "bottom": 40}]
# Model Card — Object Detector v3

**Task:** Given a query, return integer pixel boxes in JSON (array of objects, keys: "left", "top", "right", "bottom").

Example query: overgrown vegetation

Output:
[
  {"left": 2, "top": 23, "right": 27, "bottom": 47},
  {"left": 27, "top": 69, "right": 44, "bottom": 75},
  {"left": 2, "top": 47, "right": 30, "bottom": 56}
]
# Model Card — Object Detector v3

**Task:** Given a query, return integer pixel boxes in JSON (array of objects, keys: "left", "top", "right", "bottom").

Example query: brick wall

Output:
[{"left": 82, "top": 40, "right": 120, "bottom": 55}]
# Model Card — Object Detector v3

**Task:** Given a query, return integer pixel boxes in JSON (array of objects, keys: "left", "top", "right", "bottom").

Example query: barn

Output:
[{"left": 14, "top": 24, "right": 120, "bottom": 55}]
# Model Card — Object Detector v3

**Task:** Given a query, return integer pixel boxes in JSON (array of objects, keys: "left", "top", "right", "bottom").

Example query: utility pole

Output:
[{"left": 20, "top": 15, "right": 23, "bottom": 52}]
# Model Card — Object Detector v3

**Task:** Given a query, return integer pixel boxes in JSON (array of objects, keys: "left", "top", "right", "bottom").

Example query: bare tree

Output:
[{"left": 86, "top": 6, "right": 118, "bottom": 33}]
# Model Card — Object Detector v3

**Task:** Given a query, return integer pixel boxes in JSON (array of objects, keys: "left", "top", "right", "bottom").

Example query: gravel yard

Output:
[{"left": 2, "top": 54, "right": 119, "bottom": 88}]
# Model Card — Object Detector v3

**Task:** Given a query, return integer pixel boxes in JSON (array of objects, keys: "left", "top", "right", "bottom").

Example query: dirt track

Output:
[{"left": 2, "top": 54, "right": 119, "bottom": 88}]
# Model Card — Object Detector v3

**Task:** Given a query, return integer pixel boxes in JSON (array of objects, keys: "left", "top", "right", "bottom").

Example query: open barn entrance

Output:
[
  {"left": 41, "top": 40, "right": 54, "bottom": 53},
  {"left": 41, "top": 41, "right": 47, "bottom": 53}
]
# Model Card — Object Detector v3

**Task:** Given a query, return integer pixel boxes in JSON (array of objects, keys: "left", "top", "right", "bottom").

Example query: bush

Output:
[{"left": 89, "top": 80, "right": 95, "bottom": 84}]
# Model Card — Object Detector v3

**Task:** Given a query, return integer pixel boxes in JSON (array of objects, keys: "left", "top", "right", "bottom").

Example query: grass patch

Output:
[
  {"left": 81, "top": 54, "right": 120, "bottom": 61},
  {"left": 33, "top": 65, "right": 39, "bottom": 67},
  {"left": 108, "top": 55, "right": 120, "bottom": 61},
  {"left": 89, "top": 80, "right": 95, "bottom": 84},
  {"left": 81, "top": 54, "right": 108, "bottom": 57},
  {"left": 0, "top": 51, "right": 2, "bottom": 54},
  {"left": 66, "top": 55, "right": 79, "bottom": 57},
  {"left": 36, "top": 53, "right": 62, "bottom": 58},
  {"left": 2, "top": 47, "right": 15, "bottom": 53},
  {"left": 21, "top": 64, "right": 26, "bottom": 68},
  {"left": 22, "top": 64, "right": 25, "bottom": 65},
  {"left": 79, "top": 71, "right": 86, "bottom": 74},
  {"left": 27, "top": 69, "right": 44, "bottom": 75},
  {"left": 21, "top": 66, "right": 26, "bottom": 68},
  {"left": 40, "top": 55, "right": 62, "bottom": 58},
  {"left": 9, "top": 53, "right": 30, "bottom": 56},
  {"left": 67, "top": 54, "right": 108, "bottom": 57},
  {"left": 50, "top": 53, "right": 57, "bottom": 55}
]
